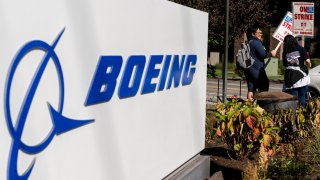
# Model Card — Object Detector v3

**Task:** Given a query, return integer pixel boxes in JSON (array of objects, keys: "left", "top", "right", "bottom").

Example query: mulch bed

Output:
[{"left": 201, "top": 146, "right": 248, "bottom": 180}]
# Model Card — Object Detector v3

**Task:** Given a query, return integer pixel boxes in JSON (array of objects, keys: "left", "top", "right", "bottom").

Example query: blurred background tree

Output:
[
  {"left": 170, "top": 0, "right": 272, "bottom": 52},
  {"left": 171, "top": 0, "right": 319, "bottom": 57}
]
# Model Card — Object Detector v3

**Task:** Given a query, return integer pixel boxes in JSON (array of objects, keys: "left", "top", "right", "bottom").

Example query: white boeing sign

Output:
[{"left": 0, "top": 0, "right": 208, "bottom": 179}]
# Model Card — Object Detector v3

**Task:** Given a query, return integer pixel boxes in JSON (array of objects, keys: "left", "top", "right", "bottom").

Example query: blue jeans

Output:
[
  {"left": 244, "top": 67, "right": 269, "bottom": 92},
  {"left": 286, "top": 86, "right": 308, "bottom": 107}
]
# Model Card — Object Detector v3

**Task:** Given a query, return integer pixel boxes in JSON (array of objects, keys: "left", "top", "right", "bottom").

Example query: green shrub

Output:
[
  {"left": 311, "top": 59, "right": 320, "bottom": 67},
  {"left": 212, "top": 101, "right": 280, "bottom": 159},
  {"left": 298, "top": 128, "right": 320, "bottom": 168},
  {"left": 207, "top": 64, "right": 216, "bottom": 78},
  {"left": 268, "top": 156, "right": 311, "bottom": 178},
  {"left": 215, "top": 62, "right": 237, "bottom": 71},
  {"left": 278, "top": 61, "right": 285, "bottom": 75},
  {"left": 209, "top": 97, "right": 320, "bottom": 178},
  {"left": 270, "top": 108, "right": 298, "bottom": 141},
  {"left": 269, "top": 98, "right": 320, "bottom": 140}
]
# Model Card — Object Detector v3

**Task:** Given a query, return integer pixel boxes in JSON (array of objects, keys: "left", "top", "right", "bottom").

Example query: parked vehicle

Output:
[{"left": 308, "top": 65, "right": 320, "bottom": 99}]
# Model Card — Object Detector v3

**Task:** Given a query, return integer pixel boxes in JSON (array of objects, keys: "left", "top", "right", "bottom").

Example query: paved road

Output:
[{"left": 207, "top": 78, "right": 283, "bottom": 102}]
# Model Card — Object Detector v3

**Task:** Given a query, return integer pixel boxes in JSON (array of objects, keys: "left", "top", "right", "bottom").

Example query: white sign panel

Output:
[
  {"left": 0, "top": 0, "right": 208, "bottom": 179},
  {"left": 292, "top": 2, "right": 314, "bottom": 37},
  {"left": 272, "top": 12, "right": 293, "bottom": 42}
]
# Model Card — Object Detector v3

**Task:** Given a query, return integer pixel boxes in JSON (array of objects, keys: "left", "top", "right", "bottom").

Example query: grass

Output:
[
  {"left": 214, "top": 69, "right": 241, "bottom": 79},
  {"left": 213, "top": 62, "right": 284, "bottom": 81},
  {"left": 212, "top": 58, "right": 320, "bottom": 81},
  {"left": 311, "top": 59, "right": 320, "bottom": 67},
  {"left": 267, "top": 128, "right": 320, "bottom": 178}
]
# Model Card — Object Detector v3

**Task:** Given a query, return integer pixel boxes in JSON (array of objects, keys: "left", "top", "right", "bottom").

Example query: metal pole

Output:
[
  {"left": 239, "top": 80, "right": 242, "bottom": 99},
  {"left": 217, "top": 78, "right": 220, "bottom": 102},
  {"left": 223, "top": 0, "right": 229, "bottom": 102},
  {"left": 301, "top": 35, "right": 305, "bottom": 47}
]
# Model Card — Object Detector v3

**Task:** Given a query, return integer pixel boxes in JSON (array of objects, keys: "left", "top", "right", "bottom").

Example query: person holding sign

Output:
[
  {"left": 244, "top": 26, "right": 277, "bottom": 102},
  {"left": 282, "top": 35, "right": 311, "bottom": 107}
]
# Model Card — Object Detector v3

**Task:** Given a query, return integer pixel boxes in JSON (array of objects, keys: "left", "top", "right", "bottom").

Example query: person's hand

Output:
[
  {"left": 247, "top": 92, "right": 254, "bottom": 102},
  {"left": 270, "top": 50, "right": 276, "bottom": 57},
  {"left": 306, "top": 59, "right": 312, "bottom": 68}
]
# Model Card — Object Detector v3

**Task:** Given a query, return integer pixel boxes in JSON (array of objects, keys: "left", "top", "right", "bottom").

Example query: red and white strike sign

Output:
[
  {"left": 272, "top": 11, "right": 293, "bottom": 42},
  {"left": 292, "top": 2, "right": 314, "bottom": 37}
]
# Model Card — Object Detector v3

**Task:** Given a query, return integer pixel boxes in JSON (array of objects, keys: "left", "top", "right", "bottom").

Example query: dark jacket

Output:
[
  {"left": 283, "top": 45, "right": 309, "bottom": 88},
  {"left": 249, "top": 37, "right": 269, "bottom": 70},
  {"left": 244, "top": 37, "right": 269, "bottom": 92}
]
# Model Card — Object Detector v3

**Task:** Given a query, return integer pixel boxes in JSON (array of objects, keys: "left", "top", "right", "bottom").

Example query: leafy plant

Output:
[
  {"left": 267, "top": 156, "right": 311, "bottom": 179},
  {"left": 270, "top": 98, "right": 320, "bottom": 140},
  {"left": 295, "top": 106, "right": 311, "bottom": 138},
  {"left": 210, "top": 97, "right": 320, "bottom": 178},
  {"left": 207, "top": 64, "right": 216, "bottom": 78},
  {"left": 171, "top": 0, "right": 272, "bottom": 52},
  {"left": 296, "top": 128, "right": 320, "bottom": 170},
  {"left": 267, "top": 141, "right": 310, "bottom": 178},
  {"left": 305, "top": 98, "right": 320, "bottom": 129},
  {"left": 278, "top": 61, "right": 285, "bottom": 75},
  {"left": 212, "top": 100, "right": 280, "bottom": 159},
  {"left": 271, "top": 108, "right": 299, "bottom": 141},
  {"left": 267, "top": 128, "right": 320, "bottom": 178},
  {"left": 234, "top": 66, "right": 245, "bottom": 78}
]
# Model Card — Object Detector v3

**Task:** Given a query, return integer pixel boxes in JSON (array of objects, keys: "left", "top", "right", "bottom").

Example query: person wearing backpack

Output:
[{"left": 244, "top": 26, "right": 276, "bottom": 102}]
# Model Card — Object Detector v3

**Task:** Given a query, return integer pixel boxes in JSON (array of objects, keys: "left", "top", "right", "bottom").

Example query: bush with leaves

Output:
[
  {"left": 270, "top": 98, "right": 320, "bottom": 140},
  {"left": 207, "top": 64, "right": 216, "bottom": 78},
  {"left": 297, "top": 128, "right": 320, "bottom": 175},
  {"left": 270, "top": 108, "right": 299, "bottom": 141},
  {"left": 212, "top": 100, "right": 280, "bottom": 159},
  {"left": 305, "top": 98, "right": 320, "bottom": 128},
  {"left": 268, "top": 156, "right": 311, "bottom": 178}
]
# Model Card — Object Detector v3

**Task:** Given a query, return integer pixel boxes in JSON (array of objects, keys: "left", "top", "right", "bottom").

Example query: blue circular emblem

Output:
[{"left": 5, "top": 28, "right": 94, "bottom": 180}]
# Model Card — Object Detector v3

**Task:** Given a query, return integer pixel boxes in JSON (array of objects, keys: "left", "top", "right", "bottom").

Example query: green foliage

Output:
[
  {"left": 306, "top": 98, "right": 320, "bottom": 129},
  {"left": 209, "top": 97, "right": 320, "bottom": 178},
  {"left": 170, "top": 0, "right": 272, "bottom": 52},
  {"left": 298, "top": 128, "right": 320, "bottom": 169},
  {"left": 295, "top": 107, "right": 311, "bottom": 138},
  {"left": 207, "top": 64, "right": 216, "bottom": 78},
  {"left": 295, "top": 129, "right": 320, "bottom": 176},
  {"left": 215, "top": 62, "right": 236, "bottom": 71},
  {"left": 278, "top": 60, "right": 285, "bottom": 75},
  {"left": 265, "top": 128, "right": 320, "bottom": 178},
  {"left": 270, "top": 109, "right": 296, "bottom": 141},
  {"left": 307, "top": 132, "right": 320, "bottom": 167},
  {"left": 311, "top": 59, "right": 320, "bottom": 67},
  {"left": 269, "top": 98, "right": 320, "bottom": 141},
  {"left": 214, "top": 62, "right": 243, "bottom": 79},
  {"left": 268, "top": 157, "right": 311, "bottom": 178},
  {"left": 234, "top": 67, "right": 245, "bottom": 79},
  {"left": 212, "top": 100, "right": 280, "bottom": 159},
  {"left": 293, "top": 98, "right": 320, "bottom": 138},
  {"left": 211, "top": 97, "right": 320, "bottom": 160},
  {"left": 265, "top": 98, "right": 320, "bottom": 178}
]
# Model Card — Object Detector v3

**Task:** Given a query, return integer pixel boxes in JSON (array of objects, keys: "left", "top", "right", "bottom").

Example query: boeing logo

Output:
[
  {"left": 5, "top": 28, "right": 197, "bottom": 179},
  {"left": 85, "top": 55, "right": 197, "bottom": 106},
  {"left": 5, "top": 28, "right": 94, "bottom": 180}
]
